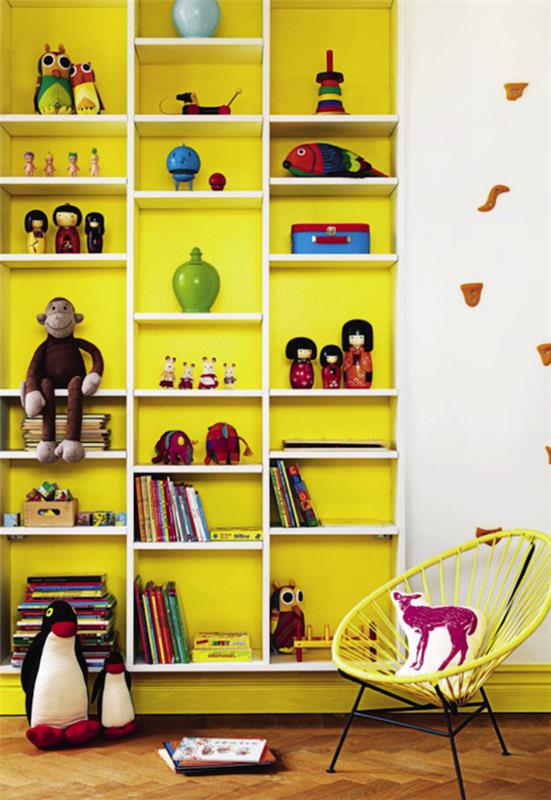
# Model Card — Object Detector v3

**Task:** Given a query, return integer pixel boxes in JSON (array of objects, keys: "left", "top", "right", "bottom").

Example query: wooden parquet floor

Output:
[{"left": 1, "top": 713, "right": 550, "bottom": 800}]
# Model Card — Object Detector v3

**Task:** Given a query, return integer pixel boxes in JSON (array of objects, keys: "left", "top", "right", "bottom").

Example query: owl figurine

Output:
[
  {"left": 270, "top": 580, "right": 305, "bottom": 654},
  {"left": 70, "top": 63, "right": 104, "bottom": 115},
  {"left": 34, "top": 44, "right": 74, "bottom": 115}
]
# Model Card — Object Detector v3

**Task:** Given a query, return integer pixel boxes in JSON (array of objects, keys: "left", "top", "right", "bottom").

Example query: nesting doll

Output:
[
  {"left": 320, "top": 344, "right": 343, "bottom": 389},
  {"left": 25, "top": 210, "right": 48, "bottom": 255},
  {"left": 342, "top": 319, "right": 373, "bottom": 389},
  {"left": 286, "top": 337, "right": 317, "bottom": 389}
]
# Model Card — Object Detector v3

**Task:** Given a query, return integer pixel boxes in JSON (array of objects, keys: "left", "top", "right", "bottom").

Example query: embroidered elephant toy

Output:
[
  {"left": 152, "top": 430, "right": 197, "bottom": 465},
  {"left": 204, "top": 422, "right": 253, "bottom": 466}
]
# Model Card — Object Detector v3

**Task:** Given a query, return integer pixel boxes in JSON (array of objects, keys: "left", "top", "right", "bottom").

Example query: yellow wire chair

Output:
[{"left": 328, "top": 529, "right": 551, "bottom": 800}]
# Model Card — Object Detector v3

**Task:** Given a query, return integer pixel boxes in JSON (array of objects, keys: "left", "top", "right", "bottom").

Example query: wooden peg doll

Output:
[
  {"left": 67, "top": 151, "right": 79, "bottom": 177},
  {"left": 342, "top": 319, "right": 373, "bottom": 389},
  {"left": 320, "top": 344, "right": 342, "bottom": 389},
  {"left": 53, "top": 203, "right": 82, "bottom": 254},
  {"left": 159, "top": 356, "right": 176, "bottom": 388},
  {"left": 24, "top": 151, "right": 37, "bottom": 177},
  {"left": 44, "top": 151, "right": 56, "bottom": 177},
  {"left": 25, "top": 209, "right": 48, "bottom": 255},
  {"left": 85, "top": 212, "right": 104, "bottom": 253},
  {"left": 286, "top": 337, "right": 317, "bottom": 389},
  {"left": 223, "top": 362, "right": 237, "bottom": 389},
  {"left": 178, "top": 362, "right": 195, "bottom": 389}
]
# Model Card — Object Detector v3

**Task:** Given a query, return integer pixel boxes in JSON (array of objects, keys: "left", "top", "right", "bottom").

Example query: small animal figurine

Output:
[
  {"left": 70, "top": 62, "right": 104, "bottom": 115},
  {"left": 209, "top": 172, "right": 226, "bottom": 191},
  {"left": 53, "top": 203, "right": 82, "bottom": 254},
  {"left": 21, "top": 600, "right": 101, "bottom": 749},
  {"left": 223, "top": 362, "right": 237, "bottom": 388},
  {"left": 159, "top": 356, "right": 176, "bottom": 388},
  {"left": 90, "top": 148, "right": 100, "bottom": 177},
  {"left": 174, "top": 87, "right": 242, "bottom": 115},
  {"left": 178, "top": 361, "right": 195, "bottom": 389},
  {"left": 43, "top": 151, "right": 56, "bottom": 177},
  {"left": 85, "top": 212, "right": 105, "bottom": 254},
  {"left": 270, "top": 580, "right": 305, "bottom": 654},
  {"left": 286, "top": 337, "right": 317, "bottom": 389},
  {"left": 315, "top": 50, "right": 346, "bottom": 115},
  {"left": 204, "top": 422, "right": 252, "bottom": 466},
  {"left": 282, "top": 143, "right": 387, "bottom": 178},
  {"left": 91, "top": 652, "right": 137, "bottom": 739},
  {"left": 198, "top": 356, "right": 219, "bottom": 389},
  {"left": 166, "top": 143, "right": 201, "bottom": 191},
  {"left": 320, "top": 344, "right": 343, "bottom": 389},
  {"left": 68, "top": 151, "right": 79, "bottom": 178},
  {"left": 25, "top": 209, "right": 48, "bottom": 255},
  {"left": 152, "top": 430, "right": 196, "bottom": 465},
  {"left": 342, "top": 319, "right": 373, "bottom": 389},
  {"left": 34, "top": 44, "right": 74, "bottom": 115},
  {"left": 24, "top": 151, "right": 37, "bottom": 177}
]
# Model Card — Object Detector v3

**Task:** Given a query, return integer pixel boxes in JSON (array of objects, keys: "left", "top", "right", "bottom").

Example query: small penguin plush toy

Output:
[
  {"left": 92, "top": 652, "right": 137, "bottom": 739},
  {"left": 21, "top": 600, "right": 101, "bottom": 749}
]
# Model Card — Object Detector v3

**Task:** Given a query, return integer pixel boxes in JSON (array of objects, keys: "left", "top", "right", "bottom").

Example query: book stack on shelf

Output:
[
  {"left": 160, "top": 736, "right": 276, "bottom": 776},
  {"left": 134, "top": 576, "right": 190, "bottom": 665},
  {"left": 11, "top": 574, "right": 117, "bottom": 670},
  {"left": 270, "top": 461, "right": 318, "bottom": 528},
  {"left": 135, "top": 476, "right": 210, "bottom": 542},
  {"left": 21, "top": 414, "right": 112, "bottom": 452},
  {"left": 191, "top": 631, "right": 253, "bottom": 663}
]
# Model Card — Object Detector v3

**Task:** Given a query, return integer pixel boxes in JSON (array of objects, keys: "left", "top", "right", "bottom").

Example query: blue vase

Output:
[{"left": 172, "top": 0, "right": 220, "bottom": 38}]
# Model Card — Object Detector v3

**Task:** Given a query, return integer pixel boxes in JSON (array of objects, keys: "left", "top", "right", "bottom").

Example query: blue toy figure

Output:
[{"left": 166, "top": 143, "right": 201, "bottom": 191}]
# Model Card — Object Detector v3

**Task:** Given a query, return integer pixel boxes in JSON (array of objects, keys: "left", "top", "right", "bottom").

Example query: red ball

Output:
[{"left": 209, "top": 172, "right": 226, "bottom": 191}]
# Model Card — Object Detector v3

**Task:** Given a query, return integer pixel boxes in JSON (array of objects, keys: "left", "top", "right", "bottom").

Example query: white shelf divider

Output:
[
  {"left": 0, "top": 178, "right": 127, "bottom": 196},
  {"left": 0, "top": 254, "right": 127, "bottom": 269},
  {"left": 270, "top": 389, "right": 398, "bottom": 398},
  {"left": 0, "top": 114, "right": 127, "bottom": 136},
  {"left": 0, "top": 450, "right": 126, "bottom": 460},
  {"left": 270, "top": 177, "right": 398, "bottom": 196},
  {"left": 133, "top": 190, "right": 262, "bottom": 209},
  {"left": 270, "top": 449, "right": 398, "bottom": 460},
  {"left": 270, "top": 114, "right": 398, "bottom": 137},
  {"left": 135, "top": 389, "right": 263, "bottom": 398},
  {"left": 133, "top": 312, "right": 262, "bottom": 324},
  {"left": 134, "top": 541, "right": 263, "bottom": 551},
  {"left": 134, "top": 464, "right": 263, "bottom": 475},
  {"left": 135, "top": 115, "right": 263, "bottom": 138},
  {"left": 269, "top": 254, "right": 398, "bottom": 270},
  {"left": 134, "top": 38, "right": 263, "bottom": 66},
  {"left": 0, "top": 388, "right": 126, "bottom": 398},
  {"left": 0, "top": 526, "right": 127, "bottom": 536},
  {"left": 270, "top": 524, "right": 398, "bottom": 536}
]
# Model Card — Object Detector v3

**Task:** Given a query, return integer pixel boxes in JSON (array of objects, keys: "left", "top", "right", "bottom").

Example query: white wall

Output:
[{"left": 404, "top": 0, "right": 551, "bottom": 661}]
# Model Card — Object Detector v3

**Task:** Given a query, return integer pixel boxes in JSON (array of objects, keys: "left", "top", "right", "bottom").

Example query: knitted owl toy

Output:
[
  {"left": 270, "top": 579, "right": 305, "bottom": 654},
  {"left": 34, "top": 44, "right": 74, "bottom": 115},
  {"left": 70, "top": 63, "right": 104, "bottom": 115}
]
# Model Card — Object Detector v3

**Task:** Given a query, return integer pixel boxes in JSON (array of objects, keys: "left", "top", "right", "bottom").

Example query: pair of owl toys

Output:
[
  {"left": 286, "top": 319, "right": 373, "bottom": 390},
  {"left": 24, "top": 206, "right": 105, "bottom": 255},
  {"left": 34, "top": 44, "right": 103, "bottom": 115}
]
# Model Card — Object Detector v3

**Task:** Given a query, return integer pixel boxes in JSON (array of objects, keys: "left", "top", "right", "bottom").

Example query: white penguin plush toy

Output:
[
  {"left": 21, "top": 600, "right": 101, "bottom": 749},
  {"left": 92, "top": 651, "right": 137, "bottom": 738}
]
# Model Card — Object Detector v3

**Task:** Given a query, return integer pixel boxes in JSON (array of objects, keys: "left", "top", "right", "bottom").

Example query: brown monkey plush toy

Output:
[{"left": 23, "top": 298, "right": 104, "bottom": 464}]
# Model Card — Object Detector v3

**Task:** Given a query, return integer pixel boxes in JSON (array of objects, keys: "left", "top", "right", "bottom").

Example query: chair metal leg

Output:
[
  {"left": 440, "top": 693, "right": 467, "bottom": 800},
  {"left": 326, "top": 684, "right": 365, "bottom": 773},
  {"left": 480, "top": 687, "right": 510, "bottom": 755}
]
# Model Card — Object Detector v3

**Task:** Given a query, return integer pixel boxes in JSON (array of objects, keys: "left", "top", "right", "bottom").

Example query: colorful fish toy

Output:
[{"left": 282, "top": 143, "right": 386, "bottom": 179}]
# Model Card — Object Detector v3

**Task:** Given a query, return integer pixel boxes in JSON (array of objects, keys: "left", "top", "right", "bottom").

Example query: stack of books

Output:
[
  {"left": 134, "top": 576, "right": 190, "bottom": 664},
  {"left": 21, "top": 414, "right": 111, "bottom": 451},
  {"left": 11, "top": 574, "right": 117, "bottom": 670},
  {"left": 191, "top": 631, "right": 253, "bottom": 663},
  {"left": 135, "top": 476, "right": 210, "bottom": 542},
  {"left": 159, "top": 736, "right": 276, "bottom": 775},
  {"left": 270, "top": 460, "right": 318, "bottom": 528}
]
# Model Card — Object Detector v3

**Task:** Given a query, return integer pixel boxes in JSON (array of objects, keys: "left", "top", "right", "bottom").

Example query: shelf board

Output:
[
  {"left": 268, "top": 654, "right": 336, "bottom": 672},
  {"left": 0, "top": 450, "right": 126, "bottom": 460},
  {"left": 135, "top": 115, "right": 263, "bottom": 138},
  {"left": 270, "top": 115, "right": 398, "bottom": 137},
  {"left": 134, "top": 191, "right": 262, "bottom": 209},
  {"left": 0, "top": 526, "right": 126, "bottom": 536},
  {"left": 135, "top": 38, "right": 263, "bottom": 66},
  {"left": 269, "top": 254, "right": 398, "bottom": 269},
  {"left": 0, "top": 114, "right": 127, "bottom": 137},
  {"left": 272, "top": 1, "right": 391, "bottom": 8},
  {"left": 130, "top": 654, "right": 265, "bottom": 672},
  {"left": 0, "top": 178, "right": 126, "bottom": 196},
  {"left": 0, "top": 254, "right": 127, "bottom": 269},
  {"left": 270, "top": 449, "right": 398, "bottom": 460},
  {"left": 0, "top": 658, "right": 101, "bottom": 673},
  {"left": 270, "top": 389, "right": 398, "bottom": 398},
  {"left": 135, "top": 389, "right": 263, "bottom": 398},
  {"left": 270, "top": 178, "right": 398, "bottom": 196},
  {"left": 270, "top": 524, "right": 398, "bottom": 536},
  {"left": 0, "top": 388, "right": 126, "bottom": 398},
  {"left": 134, "top": 541, "right": 262, "bottom": 550},
  {"left": 134, "top": 464, "right": 262, "bottom": 475},
  {"left": 134, "top": 312, "right": 262, "bottom": 324}
]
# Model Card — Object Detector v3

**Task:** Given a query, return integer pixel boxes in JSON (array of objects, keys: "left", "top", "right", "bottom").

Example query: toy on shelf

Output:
[
  {"left": 22, "top": 297, "right": 104, "bottom": 464},
  {"left": 23, "top": 480, "right": 77, "bottom": 527},
  {"left": 504, "top": 82, "right": 528, "bottom": 101},
  {"left": 537, "top": 343, "right": 551, "bottom": 366},
  {"left": 24, "top": 151, "right": 37, "bottom": 177},
  {"left": 223, "top": 362, "right": 237, "bottom": 389},
  {"left": 173, "top": 247, "right": 220, "bottom": 312},
  {"left": 198, "top": 356, "right": 219, "bottom": 389},
  {"left": 152, "top": 430, "right": 196, "bottom": 465},
  {"left": 178, "top": 361, "right": 196, "bottom": 389},
  {"left": 70, "top": 63, "right": 104, "bottom": 115},
  {"left": 43, "top": 152, "right": 56, "bottom": 177},
  {"left": 204, "top": 422, "right": 252, "bottom": 466},
  {"left": 209, "top": 172, "right": 226, "bottom": 191},
  {"left": 25, "top": 209, "right": 48, "bottom": 255},
  {"left": 84, "top": 212, "right": 104, "bottom": 253},
  {"left": 53, "top": 203, "right": 82, "bottom": 254},
  {"left": 342, "top": 319, "right": 373, "bottom": 389},
  {"left": 478, "top": 184, "right": 510, "bottom": 212},
  {"left": 166, "top": 143, "right": 201, "bottom": 191},
  {"left": 90, "top": 148, "right": 100, "bottom": 177},
  {"left": 159, "top": 356, "right": 177, "bottom": 388},
  {"left": 172, "top": 0, "right": 220, "bottom": 38},
  {"left": 315, "top": 50, "right": 346, "bottom": 115},
  {"left": 174, "top": 87, "right": 241, "bottom": 115},
  {"left": 282, "top": 143, "right": 387, "bottom": 178},
  {"left": 34, "top": 44, "right": 74, "bottom": 115},
  {"left": 286, "top": 337, "right": 317, "bottom": 389},
  {"left": 320, "top": 344, "right": 342, "bottom": 389},
  {"left": 460, "top": 283, "right": 483, "bottom": 307},
  {"left": 68, "top": 151, "right": 79, "bottom": 178},
  {"left": 92, "top": 652, "right": 137, "bottom": 739},
  {"left": 291, "top": 223, "right": 370, "bottom": 254},
  {"left": 270, "top": 580, "right": 304, "bottom": 654}
]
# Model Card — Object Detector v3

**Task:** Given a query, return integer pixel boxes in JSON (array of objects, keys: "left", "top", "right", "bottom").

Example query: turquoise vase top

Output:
[
  {"left": 172, "top": 0, "right": 220, "bottom": 38},
  {"left": 173, "top": 246, "right": 220, "bottom": 313}
]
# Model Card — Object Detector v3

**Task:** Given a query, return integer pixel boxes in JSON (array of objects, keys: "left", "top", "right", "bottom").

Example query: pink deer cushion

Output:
[{"left": 392, "top": 591, "right": 486, "bottom": 678}]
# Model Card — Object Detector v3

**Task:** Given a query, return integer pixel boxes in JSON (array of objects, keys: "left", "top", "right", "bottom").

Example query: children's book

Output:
[
  {"left": 171, "top": 737, "right": 267, "bottom": 764},
  {"left": 162, "top": 741, "right": 276, "bottom": 775}
]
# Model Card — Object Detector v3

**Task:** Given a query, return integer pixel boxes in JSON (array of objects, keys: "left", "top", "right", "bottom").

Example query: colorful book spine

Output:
[
  {"left": 195, "top": 491, "right": 210, "bottom": 541},
  {"left": 277, "top": 460, "right": 298, "bottom": 527},
  {"left": 162, "top": 584, "right": 182, "bottom": 663},
  {"left": 286, "top": 463, "right": 318, "bottom": 526},
  {"left": 135, "top": 478, "right": 145, "bottom": 542},
  {"left": 169, "top": 582, "right": 190, "bottom": 662},
  {"left": 142, "top": 590, "right": 159, "bottom": 664},
  {"left": 147, "top": 583, "right": 165, "bottom": 662},
  {"left": 176, "top": 485, "right": 192, "bottom": 542},
  {"left": 183, "top": 486, "right": 199, "bottom": 541},
  {"left": 270, "top": 467, "right": 290, "bottom": 527},
  {"left": 142, "top": 477, "right": 152, "bottom": 542},
  {"left": 134, "top": 576, "right": 151, "bottom": 663},
  {"left": 156, "top": 586, "right": 174, "bottom": 663}
]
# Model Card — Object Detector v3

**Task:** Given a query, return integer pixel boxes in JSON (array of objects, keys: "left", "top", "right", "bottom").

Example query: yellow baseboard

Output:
[{"left": 1, "top": 665, "right": 550, "bottom": 716}]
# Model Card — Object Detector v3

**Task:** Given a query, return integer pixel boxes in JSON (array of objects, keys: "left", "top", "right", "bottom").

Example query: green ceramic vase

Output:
[{"left": 172, "top": 246, "right": 220, "bottom": 312}]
